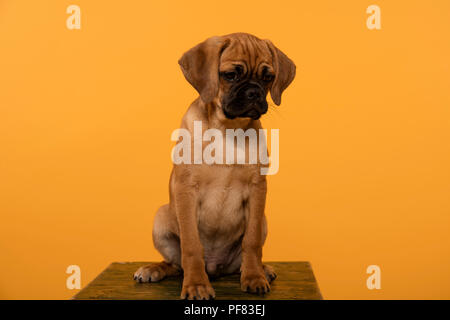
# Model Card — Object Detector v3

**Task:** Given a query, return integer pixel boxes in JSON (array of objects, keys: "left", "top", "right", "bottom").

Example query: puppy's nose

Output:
[{"left": 245, "top": 87, "right": 261, "bottom": 101}]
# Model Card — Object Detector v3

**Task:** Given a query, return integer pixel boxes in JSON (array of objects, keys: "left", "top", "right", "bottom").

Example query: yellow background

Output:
[{"left": 1, "top": 0, "right": 449, "bottom": 299}]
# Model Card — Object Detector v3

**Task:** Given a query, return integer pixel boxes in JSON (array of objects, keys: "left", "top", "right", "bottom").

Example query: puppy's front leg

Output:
[
  {"left": 174, "top": 183, "right": 215, "bottom": 300},
  {"left": 241, "top": 178, "right": 270, "bottom": 294}
]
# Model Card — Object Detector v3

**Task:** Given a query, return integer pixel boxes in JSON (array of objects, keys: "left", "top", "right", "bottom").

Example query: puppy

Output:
[{"left": 134, "top": 33, "right": 295, "bottom": 300}]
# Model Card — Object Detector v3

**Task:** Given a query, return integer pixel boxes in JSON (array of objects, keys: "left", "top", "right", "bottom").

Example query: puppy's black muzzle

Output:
[{"left": 222, "top": 82, "right": 268, "bottom": 120}]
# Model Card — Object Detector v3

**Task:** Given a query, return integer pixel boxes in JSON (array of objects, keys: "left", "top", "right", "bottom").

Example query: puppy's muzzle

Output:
[{"left": 223, "top": 82, "right": 268, "bottom": 120}]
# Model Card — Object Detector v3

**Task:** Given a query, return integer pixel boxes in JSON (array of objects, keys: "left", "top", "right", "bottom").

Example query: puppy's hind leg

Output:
[
  {"left": 134, "top": 261, "right": 180, "bottom": 283},
  {"left": 134, "top": 204, "right": 181, "bottom": 283}
]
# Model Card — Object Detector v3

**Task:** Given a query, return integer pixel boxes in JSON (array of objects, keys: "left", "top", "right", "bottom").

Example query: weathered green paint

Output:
[{"left": 73, "top": 261, "right": 322, "bottom": 300}]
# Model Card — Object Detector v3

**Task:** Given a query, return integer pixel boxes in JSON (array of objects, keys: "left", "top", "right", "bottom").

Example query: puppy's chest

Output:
[{"left": 195, "top": 166, "right": 252, "bottom": 235}]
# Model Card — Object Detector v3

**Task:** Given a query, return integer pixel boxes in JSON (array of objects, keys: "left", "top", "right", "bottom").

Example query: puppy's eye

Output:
[
  {"left": 223, "top": 72, "right": 238, "bottom": 82},
  {"left": 263, "top": 74, "right": 274, "bottom": 82}
]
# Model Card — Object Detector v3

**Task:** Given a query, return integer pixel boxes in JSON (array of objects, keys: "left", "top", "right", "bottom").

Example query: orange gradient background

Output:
[{"left": 1, "top": 0, "right": 450, "bottom": 299}]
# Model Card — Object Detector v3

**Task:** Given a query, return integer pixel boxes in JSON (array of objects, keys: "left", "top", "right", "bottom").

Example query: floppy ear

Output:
[
  {"left": 178, "top": 36, "right": 229, "bottom": 104},
  {"left": 265, "top": 40, "right": 296, "bottom": 106}
]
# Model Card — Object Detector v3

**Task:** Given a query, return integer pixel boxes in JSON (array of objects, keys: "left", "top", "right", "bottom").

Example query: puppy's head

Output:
[{"left": 178, "top": 33, "right": 296, "bottom": 121}]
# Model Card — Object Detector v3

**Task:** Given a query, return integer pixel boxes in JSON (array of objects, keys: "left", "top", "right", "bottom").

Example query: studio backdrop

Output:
[{"left": 1, "top": 0, "right": 449, "bottom": 299}]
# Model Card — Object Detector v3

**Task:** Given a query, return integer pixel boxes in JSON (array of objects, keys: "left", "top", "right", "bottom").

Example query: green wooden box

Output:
[{"left": 73, "top": 261, "right": 322, "bottom": 300}]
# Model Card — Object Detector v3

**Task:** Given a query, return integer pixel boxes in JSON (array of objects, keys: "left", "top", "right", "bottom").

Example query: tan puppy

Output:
[{"left": 134, "top": 33, "right": 295, "bottom": 299}]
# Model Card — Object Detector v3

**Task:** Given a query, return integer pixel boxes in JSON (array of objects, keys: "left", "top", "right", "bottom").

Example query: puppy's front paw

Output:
[
  {"left": 263, "top": 264, "right": 277, "bottom": 283},
  {"left": 180, "top": 281, "right": 215, "bottom": 300},
  {"left": 133, "top": 263, "right": 166, "bottom": 283},
  {"left": 241, "top": 271, "right": 270, "bottom": 294}
]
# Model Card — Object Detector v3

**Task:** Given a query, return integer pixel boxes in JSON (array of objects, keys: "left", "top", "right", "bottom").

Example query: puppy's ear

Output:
[
  {"left": 178, "top": 36, "right": 229, "bottom": 104},
  {"left": 265, "top": 40, "right": 296, "bottom": 106}
]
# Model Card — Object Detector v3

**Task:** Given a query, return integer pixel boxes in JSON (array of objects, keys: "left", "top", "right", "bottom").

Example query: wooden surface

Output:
[{"left": 73, "top": 261, "right": 322, "bottom": 300}]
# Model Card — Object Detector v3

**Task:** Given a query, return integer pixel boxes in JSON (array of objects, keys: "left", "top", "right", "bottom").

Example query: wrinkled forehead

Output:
[{"left": 219, "top": 36, "right": 274, "bottom": 75}]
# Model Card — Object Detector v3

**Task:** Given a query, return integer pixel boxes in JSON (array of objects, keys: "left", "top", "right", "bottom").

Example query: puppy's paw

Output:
[
  {"left": 180, "top": 281, "right": 215, "bottom": 300},
  {"left": 241, "top": 271, "right": 271, "bottom": 294},
  {"left": 133, "top": 263, "right": 166, "bottom": 283},
  {"left": 263, "top": 264, "right": 277, "bottom": 283}
]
